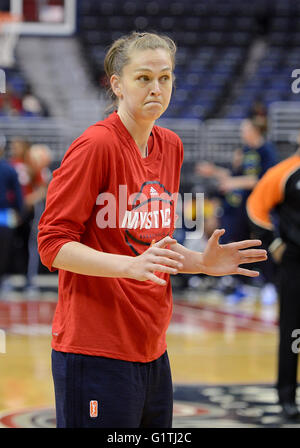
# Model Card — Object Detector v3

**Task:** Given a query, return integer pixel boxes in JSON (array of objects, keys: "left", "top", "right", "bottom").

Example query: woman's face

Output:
[
  {"left": 111, "top": 48, "right": 173, "bottom": 122},
  {"left": 240, "top": 121, "right": 259, "bottom": 147}
]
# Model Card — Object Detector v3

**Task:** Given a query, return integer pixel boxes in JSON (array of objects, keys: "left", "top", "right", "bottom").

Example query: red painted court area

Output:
[
  {"left": 0, "top": 300, "right": 56, "bottom": 333},
  {"left": 172, "top": 301, "right": 277, "bottom": 333},
  {"left": 0, "top": 298, "right": 278, "bottom": 334}
]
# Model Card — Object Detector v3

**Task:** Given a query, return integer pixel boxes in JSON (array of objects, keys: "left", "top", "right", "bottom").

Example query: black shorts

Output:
[{"left": 51, "top": 349, "right": 173, "bottom": 428}]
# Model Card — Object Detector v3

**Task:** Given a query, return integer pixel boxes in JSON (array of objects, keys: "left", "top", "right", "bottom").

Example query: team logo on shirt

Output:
[
  {"left": 150, "top": 186, "right": 159, "bottom": 196},
  {"left": 121, "top": 181, "right": 176, "bottom": 256}
]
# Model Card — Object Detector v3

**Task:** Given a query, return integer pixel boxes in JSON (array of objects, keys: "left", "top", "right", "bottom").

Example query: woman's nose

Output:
[{"left": 150, "top": 79, "right": 161, "bottom": 95}]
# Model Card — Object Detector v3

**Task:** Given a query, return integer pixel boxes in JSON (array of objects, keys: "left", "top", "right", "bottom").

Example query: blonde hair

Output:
[{"left": 104, "top": 31, "right": 177, "bottom": 110}]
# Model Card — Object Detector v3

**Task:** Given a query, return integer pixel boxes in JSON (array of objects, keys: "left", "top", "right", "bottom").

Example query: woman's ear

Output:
[{"left": 110, "top": 74, "right": 123, "bottom": 99}]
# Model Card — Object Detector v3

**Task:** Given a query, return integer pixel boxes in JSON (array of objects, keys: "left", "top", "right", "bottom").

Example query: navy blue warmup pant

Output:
[{"left": 51, "top": 349, "right": 173, "bottom": 428}]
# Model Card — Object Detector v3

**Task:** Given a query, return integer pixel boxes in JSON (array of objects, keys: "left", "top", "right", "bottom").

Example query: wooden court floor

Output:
[{"left": 0, "top": 283, "right": 299, "bottom": 427}]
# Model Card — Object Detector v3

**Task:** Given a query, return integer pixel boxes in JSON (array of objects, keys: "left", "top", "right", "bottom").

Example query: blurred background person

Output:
[
  {"left": 196, "top": 117, "right": 278, "bottom": 243},
  {"left": 0, "top": 83, "right": 23, "bottom": 116},
  {"left": 0, "top": 134, "right": 23, "bottom": 298},
  {"left": 8, "top": 137, "right": 48, "bottom": 293},
  {"left": 173, "top": 194, "right": 221, "bottom": 291},
  {"left": 195, "top": 117, "right": 278, "bottom": 303},
  {"left": 26, "top": 144, "right": 52, "bottom": 295},
  {"left": 249, "top": 100, "right": 268, "bottom": 136},
  {"left": 247, "top": 132, "right": 300, "bottom": 420}
]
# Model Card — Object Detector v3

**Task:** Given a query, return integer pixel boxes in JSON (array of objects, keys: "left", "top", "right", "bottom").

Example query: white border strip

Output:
[{"left": 10, "top": 0, "right": 76, "bottom": 36}]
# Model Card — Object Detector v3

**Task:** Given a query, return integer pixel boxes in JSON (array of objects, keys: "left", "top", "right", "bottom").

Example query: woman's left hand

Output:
[{"left": 201, "top": 229, "right": 268, "bottom": 277}]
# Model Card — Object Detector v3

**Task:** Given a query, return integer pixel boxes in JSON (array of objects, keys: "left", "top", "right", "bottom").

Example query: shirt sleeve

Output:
[
  {"left": 37, "top": 130, "right": 109, "bottom": 271},
  {"left": 246, "top": 163, "right": 283, "bottom": 246}
]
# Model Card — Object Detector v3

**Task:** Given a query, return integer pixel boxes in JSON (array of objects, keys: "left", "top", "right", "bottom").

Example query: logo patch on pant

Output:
[{"left": 90, "top": 400, "right": 98, "bottom": 418}]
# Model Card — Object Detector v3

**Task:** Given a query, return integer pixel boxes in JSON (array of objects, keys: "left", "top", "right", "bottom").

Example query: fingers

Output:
[
  {"left": 153, "top": 236, "right": 177, "bottom": 248},
  {"left": 144, "top": 260, "right": 180, "bottom": 285},
  {"left": 145, "top": 272, "right": 167, "bottom": 286},
  {"left": 152, "top": 256, "right": 184, "bottom": 270},
  {"left": 143, "top": 265, "right": 177, "bottom": 287},
  {"left": 239, "top": 249, "right": 267, "bottom": 257},
  {"left": 207, "top": 228, "right": 225, "bottom": 246},
  {"left": 150, "top": 246, "right": 184, "bottom": 262},
  {"left": 150, "top": 263, "right": 179, "bottom": 275},
  {"left": 230, "top": 239, "right": 263, "bottom": 250},
  {"left": 236, "top": 267, "right": 260, "bottom": 277},
  {"left": 139, "top": 236, "right": 185, "bottom": 286},
  {"left": 210, "top": 228, "right": 225, "bottom": 241},
  {"left": 238, "top": 249, "right": 268, "bottom": 264}
]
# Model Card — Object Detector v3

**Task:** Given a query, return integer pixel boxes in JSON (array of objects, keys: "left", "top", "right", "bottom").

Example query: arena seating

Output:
[
  {"left": 77, "top": 0, "right": 300, "bottom": 120},
  {"left": 0, "top": 66, "right": 48, "bottom": 118}
]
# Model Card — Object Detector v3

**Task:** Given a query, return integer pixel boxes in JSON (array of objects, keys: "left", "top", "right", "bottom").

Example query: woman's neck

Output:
[{"left": 117, "top": 109, "right": 154, "bottom": 157}]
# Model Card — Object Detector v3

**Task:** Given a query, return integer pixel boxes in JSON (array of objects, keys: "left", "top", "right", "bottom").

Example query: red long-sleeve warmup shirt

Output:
[{"left": 38, "top": 112, "right": 184, "bottom": 362}]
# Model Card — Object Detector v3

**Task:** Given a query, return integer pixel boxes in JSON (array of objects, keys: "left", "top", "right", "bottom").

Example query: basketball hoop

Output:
[{"left": 0, "top": 12, "right": 22, "bottom": 68}]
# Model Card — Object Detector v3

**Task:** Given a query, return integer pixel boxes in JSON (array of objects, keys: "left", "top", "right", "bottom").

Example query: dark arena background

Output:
[{"left": 0, "top": 0, "right": 300, "bottom": 431}]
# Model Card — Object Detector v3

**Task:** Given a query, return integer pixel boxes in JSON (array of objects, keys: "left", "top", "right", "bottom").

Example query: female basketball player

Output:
[{"left": 38, "top": 32, "right": 267, "bottom": 428}]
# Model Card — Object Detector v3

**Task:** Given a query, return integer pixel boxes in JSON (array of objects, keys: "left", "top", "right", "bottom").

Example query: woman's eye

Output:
[
  {"left": 138, "top": 75, "right": 149, "bottom": 82},
  {"left": 137, "top": 74, "right": 170, "bottom": 82}
]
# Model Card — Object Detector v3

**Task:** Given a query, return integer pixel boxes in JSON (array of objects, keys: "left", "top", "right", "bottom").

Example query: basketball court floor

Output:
[{"left": 0, "top": 275, "right": 299, "bottom": 428}]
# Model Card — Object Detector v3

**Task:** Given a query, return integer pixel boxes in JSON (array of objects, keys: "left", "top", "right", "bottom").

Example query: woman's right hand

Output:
[{"left": 126, "top": 236, "right": 184, "bottom": 286}]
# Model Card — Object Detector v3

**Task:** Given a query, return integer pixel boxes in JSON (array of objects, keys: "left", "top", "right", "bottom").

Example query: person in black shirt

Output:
[{"left": 247, "top": 142, "right": 300, "bottom": 420}]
